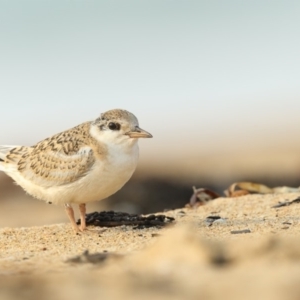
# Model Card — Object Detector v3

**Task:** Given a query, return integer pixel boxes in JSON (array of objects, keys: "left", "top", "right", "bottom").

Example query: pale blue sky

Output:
[{"left": 1, "top": 1, "right": 300, "bottom": 159}]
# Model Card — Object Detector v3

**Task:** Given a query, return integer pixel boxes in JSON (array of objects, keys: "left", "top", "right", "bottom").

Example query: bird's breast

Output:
[{"left": 70, "top": 143, "right": 139, "bottom": 203}]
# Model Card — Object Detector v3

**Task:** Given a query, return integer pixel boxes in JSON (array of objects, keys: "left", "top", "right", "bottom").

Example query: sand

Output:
[{"left": 1, "top": 192, "right": 300, "bottom": 300}]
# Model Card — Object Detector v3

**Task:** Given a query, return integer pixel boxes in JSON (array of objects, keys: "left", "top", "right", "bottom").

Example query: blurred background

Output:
[{"left": 1, "top": 0, "right": 300, "bottom": 227}]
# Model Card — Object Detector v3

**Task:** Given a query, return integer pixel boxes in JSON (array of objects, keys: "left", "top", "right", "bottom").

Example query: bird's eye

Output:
[{"left": 108, "top": 122, "right": 120, "bottom": 131}]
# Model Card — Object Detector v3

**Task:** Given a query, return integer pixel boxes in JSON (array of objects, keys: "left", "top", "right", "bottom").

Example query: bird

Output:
[{"left": 0, "top": 109, "right": 152, "bottom": 232}]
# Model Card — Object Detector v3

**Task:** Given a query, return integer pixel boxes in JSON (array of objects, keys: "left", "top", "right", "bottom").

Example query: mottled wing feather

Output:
[
  {"left": 20, "top": 147, "right": 95, "bottom": 187},
  {"left": 5, "top": 124, "right": 96, "bottom": 187}
]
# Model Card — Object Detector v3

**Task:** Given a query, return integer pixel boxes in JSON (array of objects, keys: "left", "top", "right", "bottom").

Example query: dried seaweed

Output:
[
  {"left": 77, "top": 211, "right": 175, "bottom": 229},
  {"left": 225, "top": 182, "right": 300, "bottom": 197},
  {"left": 188, "top": 182, "right": 300, "bottom": 208},
  {"left": 187, "top": 186, "right": 220, "bottom": 207}
]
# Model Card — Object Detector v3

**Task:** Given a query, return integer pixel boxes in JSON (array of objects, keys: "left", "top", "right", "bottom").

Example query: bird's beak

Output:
[{"left": 125, "top": 126, "right": 153, "bottom": 138}]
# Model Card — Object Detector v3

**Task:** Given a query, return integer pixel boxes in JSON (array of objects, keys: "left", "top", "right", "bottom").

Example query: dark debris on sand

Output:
[
  {"left": 272, "top": 197, "right": 300, "bottom": 208},
  {"left": 66, "top": 250, "right": 120, "bottom": 264},
  {"left": 77, "top": 211, "right": 175, "bottom": 229}
]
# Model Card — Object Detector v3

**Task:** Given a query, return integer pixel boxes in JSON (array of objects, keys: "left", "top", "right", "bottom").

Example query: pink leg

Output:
[
  {"left": 64, "top": 203, "right": 80, "bottom": 232},
  {"left": 79, "top": 203, "right": 86, "bottom": 231}
]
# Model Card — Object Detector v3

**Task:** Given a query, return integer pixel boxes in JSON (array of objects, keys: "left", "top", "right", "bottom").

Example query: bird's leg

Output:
[
  {"left": 79, "top": 203, "right": 86, "bottom": 231},
  {"left": 64, "top": 203, "right": 80, "bottom": 232}
]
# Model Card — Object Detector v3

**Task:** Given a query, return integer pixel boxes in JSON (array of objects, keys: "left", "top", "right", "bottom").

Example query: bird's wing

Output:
[{"left": 7, "top": 136, "right": 96, "bottom": 188}]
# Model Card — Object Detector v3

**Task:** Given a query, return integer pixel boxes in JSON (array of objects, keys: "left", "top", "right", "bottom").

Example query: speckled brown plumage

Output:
[{"left": 3, "top": 122, "right": 108, "bottom": 187}]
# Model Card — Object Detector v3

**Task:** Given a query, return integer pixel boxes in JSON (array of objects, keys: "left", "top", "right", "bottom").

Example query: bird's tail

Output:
[
  {"left": 0, "top": 145, "right": 18, "bottom": 166},
  {"left": 0, "top": 145, "right": 22, "bottom": 173}
]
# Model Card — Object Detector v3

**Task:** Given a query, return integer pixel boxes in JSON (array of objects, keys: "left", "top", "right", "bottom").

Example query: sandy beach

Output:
[
  {"left": 1, "top": 192, "right": 300, "bottom": 300},
  {"left": 1, "top": 1, "right": 299, "bottom": 299}
]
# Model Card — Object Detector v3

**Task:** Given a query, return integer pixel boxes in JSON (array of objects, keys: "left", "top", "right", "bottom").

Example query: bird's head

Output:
[{"left": 90, "top": 109, "right": 152, "bottom": 146}]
